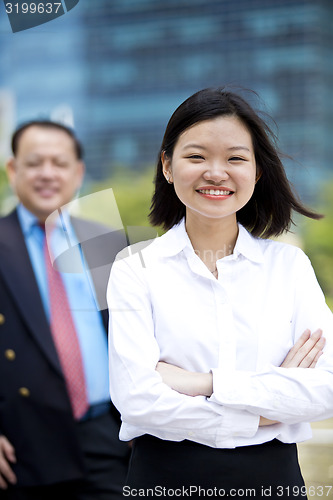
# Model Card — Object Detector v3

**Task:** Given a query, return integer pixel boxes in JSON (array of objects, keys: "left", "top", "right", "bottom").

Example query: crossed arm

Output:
[
  {"left": 0, "top": 328, "right": 325, "bottom": 489},
  {"left": 156, "top": 328, "right": 325, "bottom": 426}
]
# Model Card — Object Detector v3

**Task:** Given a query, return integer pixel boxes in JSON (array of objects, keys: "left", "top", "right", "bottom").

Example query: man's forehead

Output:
[{"left": 16, "top": 126, "right": 76, "bottom": 155}]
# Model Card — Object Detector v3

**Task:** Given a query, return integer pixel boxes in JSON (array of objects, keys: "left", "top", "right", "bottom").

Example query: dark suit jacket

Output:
[{"left": 0, "top": 209, "right": 128, "bottom": 486}]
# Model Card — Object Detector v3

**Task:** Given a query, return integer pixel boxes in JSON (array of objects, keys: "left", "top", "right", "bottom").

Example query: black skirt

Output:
[{"left": 125, "top": 435, "right": 307, "bottom": 499}]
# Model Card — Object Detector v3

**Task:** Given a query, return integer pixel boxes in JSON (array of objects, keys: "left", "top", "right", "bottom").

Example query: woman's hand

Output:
[
  {"left": 156, "top": 362, "right": 213, "bottom": 397},
  {"left": 260, "top": 328, "right": 325, "bottom": 426},
  {"left": 280, "top": 328, "right": 325, "bottom": 368}
]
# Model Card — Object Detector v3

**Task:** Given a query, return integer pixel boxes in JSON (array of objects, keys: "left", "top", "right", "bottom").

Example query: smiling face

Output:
[
  {"left": 162, "top": 115, "right": 258, "bottom": 226},
  {"left": 7, "top": 125, "right": 84, "bottom": 222}
]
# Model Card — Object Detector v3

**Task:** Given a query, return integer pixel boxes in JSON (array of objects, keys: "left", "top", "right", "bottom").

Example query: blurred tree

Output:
[
  {"left": 0, "top": 165, "right": 10, "bottom": 214},
  {"left": 301, "top": 182, "right": 333, "bottom": 308},
  {"left": 84, "top": 166, "right": 162, "bottom": 233}
]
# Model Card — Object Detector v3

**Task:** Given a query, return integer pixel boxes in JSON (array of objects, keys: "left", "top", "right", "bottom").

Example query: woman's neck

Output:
[{"left": 185, "top": 214, "right": 239, "bottom": 274}]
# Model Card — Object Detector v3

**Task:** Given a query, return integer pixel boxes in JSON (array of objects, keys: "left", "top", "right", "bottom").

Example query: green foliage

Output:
[
  {"left": 83, "top": 166, "right": 161, "bottom": 233},
  {"left": 301, "top": 182, "right": 333, "bottom": 306},
  {"left": 109, "top": 167, "right": 155, "bottom": 228},
  {"left": 0, "top": 165, "right": 10, "bottom": 213}
]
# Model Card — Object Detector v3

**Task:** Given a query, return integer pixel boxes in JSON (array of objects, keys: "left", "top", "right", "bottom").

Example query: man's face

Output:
[{"left": 7, "top": 126, "right": 84, "bottom": 221}]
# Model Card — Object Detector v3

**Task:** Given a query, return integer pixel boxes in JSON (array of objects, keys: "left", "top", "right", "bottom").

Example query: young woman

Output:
[{"left": 107, "top": 88, "right": 333, "bottom": 498}]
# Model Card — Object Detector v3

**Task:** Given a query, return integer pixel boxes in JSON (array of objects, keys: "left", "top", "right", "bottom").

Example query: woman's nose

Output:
[{"left": 202, "top": 162, "right": 229, "bottom": 183}]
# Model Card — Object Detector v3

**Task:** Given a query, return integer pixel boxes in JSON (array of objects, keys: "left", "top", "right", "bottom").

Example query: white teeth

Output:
[{"left": 198, "top": 189, "right": 231, "bottom": 195}]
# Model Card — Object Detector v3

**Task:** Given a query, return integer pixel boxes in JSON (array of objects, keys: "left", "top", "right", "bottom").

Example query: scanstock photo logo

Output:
[{"left": 3, "top": 0, "right": 80, "bottom": 32}]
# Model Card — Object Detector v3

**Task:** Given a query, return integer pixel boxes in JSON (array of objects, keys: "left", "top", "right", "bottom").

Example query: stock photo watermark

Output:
[
  {"left": 122, "top": 484, "right": 333, "bottom": 497},
  {"left": 3, "top": 0, "right": 80, "bottom": 32}
]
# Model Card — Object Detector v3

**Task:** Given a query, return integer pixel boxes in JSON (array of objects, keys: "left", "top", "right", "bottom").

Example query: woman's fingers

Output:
[
  {"left": 295, "top": 329, "right": 324, "bottom": 368},
  {"left": 299, "top": 337, "right": 325, "bottom": 368},
  {"left": 308, "top": 349, "right": 324, "bottom": 368},
  {"left": 281, "top": 329, "right": 311, "bottom": 366},
  {"left": 280, "top": 329, "right": 324, "bottom": 368}
]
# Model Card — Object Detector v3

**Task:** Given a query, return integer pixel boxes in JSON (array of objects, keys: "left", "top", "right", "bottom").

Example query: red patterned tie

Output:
[{"left": 42, "top": 228, "right": 89, "bottom": 420}]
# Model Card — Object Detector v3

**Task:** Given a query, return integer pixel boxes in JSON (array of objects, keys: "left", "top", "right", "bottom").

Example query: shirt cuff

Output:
[
  {"left": 209, "top": 368, "right": 255, "bottom": 408},
  {"left": 208, "top": 369, "right": 260, "bottom": 447},
  {"left": 217, "top": 407, "right": 260, "bottom": 447}
]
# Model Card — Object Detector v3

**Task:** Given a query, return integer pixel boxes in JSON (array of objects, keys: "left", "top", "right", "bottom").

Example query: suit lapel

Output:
[{"left": 0, "top": 211, "right": 63, "bottom": 375}]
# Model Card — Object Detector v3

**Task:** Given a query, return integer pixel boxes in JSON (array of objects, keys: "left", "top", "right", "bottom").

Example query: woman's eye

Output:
[
  {"left": 229, "top": 156, "right": 246, "bottom": 162},
  {"left": 187, "top": 154, "right": 204, "bottom": 160}
]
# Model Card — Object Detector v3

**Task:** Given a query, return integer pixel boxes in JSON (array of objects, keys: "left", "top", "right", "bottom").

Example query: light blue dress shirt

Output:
[{"left": 17, "top": 204, "right": 110, "bottom": 406}]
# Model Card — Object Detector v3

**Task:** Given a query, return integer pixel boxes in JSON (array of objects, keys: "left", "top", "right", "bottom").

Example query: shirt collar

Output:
[
  {"left": 156, "top": 218, "right": 191, "bottom": 257},
  {"left": 17, "top": 203, "right": 39, "bottom": 236},
  {"left": 17, "top": 203, "right": 74, "bottom": 238},
  {"left": 233, "top": 223, "right": 264, "bottom": 264},
  {"left": 157, "top": 217, "right": 264, "bottom": 264}
]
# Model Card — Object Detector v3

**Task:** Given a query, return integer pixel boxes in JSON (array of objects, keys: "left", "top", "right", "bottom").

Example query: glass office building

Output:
[
  {"left": 0, "top": 2, "right": 85, "bottom": 129},
  {"left": 0, "top": 0, "right": 332, "bottom": 199}
]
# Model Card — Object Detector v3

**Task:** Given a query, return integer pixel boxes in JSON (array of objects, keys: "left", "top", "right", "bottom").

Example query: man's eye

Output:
[{"left": 26, "top": 162, "right": 40, "bottom": 167}]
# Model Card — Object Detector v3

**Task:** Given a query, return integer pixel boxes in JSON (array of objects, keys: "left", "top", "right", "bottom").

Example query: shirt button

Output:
[
  {"left": 18, "top": 387, "right": 30, "bottom": 397},
  {"left": 273, "top": 399, "right": 281, "bottom": 409},
  {"left": 188, "top": 431, "right": 195, "bottom": 437},
  {"left": 4, "top": 349, "right": 16, "bottom": 361},
  {"left": 0, "top": 314, "right": 5, "bottom": 325}
]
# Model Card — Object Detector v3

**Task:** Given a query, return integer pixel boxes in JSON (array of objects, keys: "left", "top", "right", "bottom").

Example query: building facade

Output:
[{"left": 0, "top": 0, "right": 332, "bottom": 199}]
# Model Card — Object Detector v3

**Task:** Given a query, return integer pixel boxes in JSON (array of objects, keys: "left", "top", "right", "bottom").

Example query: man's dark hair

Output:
[
  {"left": 11, "top": 120, "right": 84, "bottom": 160},
  {"left": 149, "top": 87, "right": 321, "bottom": 238}
]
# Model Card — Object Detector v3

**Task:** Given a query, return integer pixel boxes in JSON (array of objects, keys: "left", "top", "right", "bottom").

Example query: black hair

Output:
[
  {"left": 11, "top": 120, "right": 83, "bottom": 160},
  {"left": 149, "top": 87, "right": 321, "bottom": 238}
]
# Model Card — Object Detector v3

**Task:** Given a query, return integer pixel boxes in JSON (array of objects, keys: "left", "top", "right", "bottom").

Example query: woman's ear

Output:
[
  {"left": 161, "top": 151, "right": 173, "bottom": 184},
  {"left": 255, "top": 170, "right": 262, "bottom": 184}
]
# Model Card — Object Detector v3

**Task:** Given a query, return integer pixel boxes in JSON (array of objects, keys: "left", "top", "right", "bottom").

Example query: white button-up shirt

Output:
[{"left": 107, "top": 219, "right": 333, "bottom": 449}]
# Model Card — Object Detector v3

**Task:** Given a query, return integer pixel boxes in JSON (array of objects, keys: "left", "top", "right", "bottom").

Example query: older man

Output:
[{"left": 0, "top": 121, "right": 130, "bottom": 500}]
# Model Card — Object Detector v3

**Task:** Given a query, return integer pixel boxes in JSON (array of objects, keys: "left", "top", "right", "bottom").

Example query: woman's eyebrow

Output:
[
  {"left": 182, "top": 143, "right": 208, "bottom": 151},
  {"left": 227, "top": 146, "right": 251, "bottom": 152},
  {"left": 181, "top": 144, "right": 251, "bottom": 152}
]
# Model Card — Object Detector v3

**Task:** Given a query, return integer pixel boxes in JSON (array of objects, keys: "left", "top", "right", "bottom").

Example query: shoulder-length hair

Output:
[{"left": 149, "top": 87, "right": 321, "bottom": 237}]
